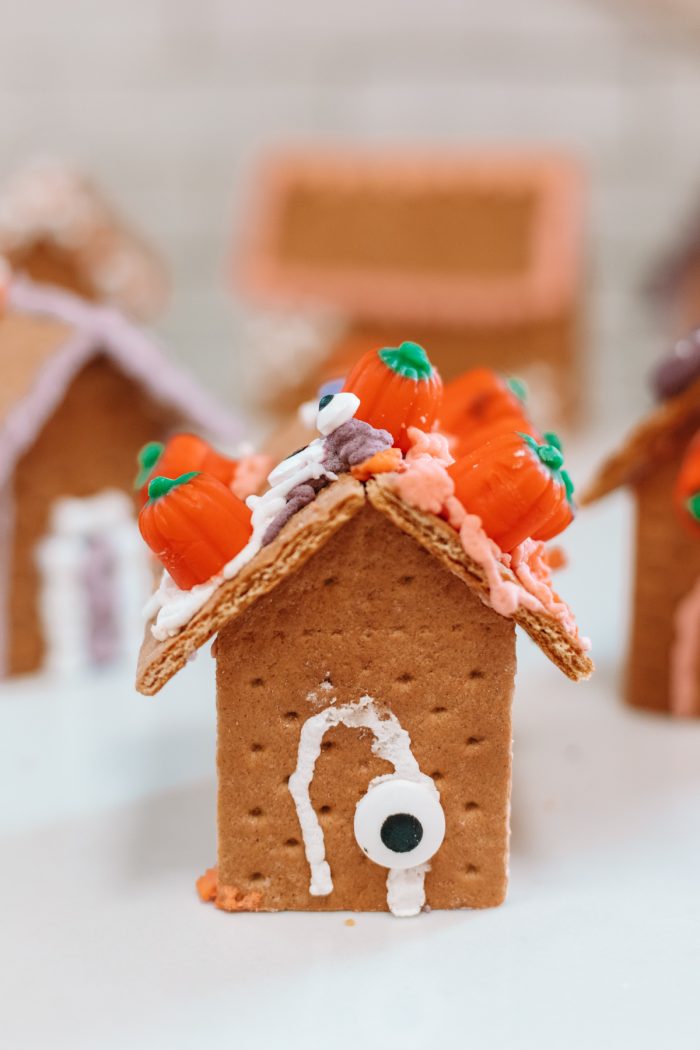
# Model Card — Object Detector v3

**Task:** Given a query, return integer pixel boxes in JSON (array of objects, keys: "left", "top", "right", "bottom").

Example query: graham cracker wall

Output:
[{"left": 215, "top": 503, "right": 515, "bottom": 912}]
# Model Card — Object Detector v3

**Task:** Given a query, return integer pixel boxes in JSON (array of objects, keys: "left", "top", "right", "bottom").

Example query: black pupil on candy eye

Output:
[
  {"left": 318, "top": 394, "right": 334, "bottom": 410},
  {"left": 380, "top": 813, "right": 423, "bottom": 853}
]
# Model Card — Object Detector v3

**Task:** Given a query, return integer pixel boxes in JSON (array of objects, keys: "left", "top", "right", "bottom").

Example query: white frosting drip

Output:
[
  {"left": 387, "top": 864, "right": 430, "bottom": 917},
  {"left": 288, "top": 694, "right": 439, "bottom": 917},
  {"left": 36, "top": 489, "right": 152, "bottom": 674}
]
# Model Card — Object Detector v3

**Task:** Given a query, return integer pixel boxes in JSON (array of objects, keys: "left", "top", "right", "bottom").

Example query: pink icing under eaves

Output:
[
  {"left": 669, "top": 576, "right": 700, "bottom": 717},
  {"left": 389, "top": 427, "right": 588, "bottom": 649}
]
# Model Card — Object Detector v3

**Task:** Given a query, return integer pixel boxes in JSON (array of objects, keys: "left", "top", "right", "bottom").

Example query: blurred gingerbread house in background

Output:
[
  {"left": 236, "top": 150, "right": 585, "bottom": 425},
  {"left": 646, "top": 202, "right": 700, "bottom": 339},
  {"left": 0, "top": 276, "right": 239, "bottom": 678},
  {"left": 583, "top": 329, "right": 700, "bottom": 717},
  {"left": 0, "top": 160, "right": 168, "bottom": 321}
]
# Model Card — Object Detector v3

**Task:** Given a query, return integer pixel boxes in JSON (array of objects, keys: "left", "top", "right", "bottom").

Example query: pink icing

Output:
[
  {"left": 232, "top": 454, "right": 272, "bottom": 501},
  {"left": 389, "top": 427, "right": 587, "bottom": 648},
  {"left": 669, "top": 576, "right": 700, "bottom": 717}
]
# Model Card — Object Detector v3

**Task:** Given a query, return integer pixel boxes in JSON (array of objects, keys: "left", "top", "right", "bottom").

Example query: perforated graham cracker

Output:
[
  {"left": 367, "top": 478, "right": 593, "bottom": 683},
  {"left": 136, "top": 477, "right": 367, "bottom": 694},
  {"left": 213, "top": 501, "right": 516, "bottom": 912}
]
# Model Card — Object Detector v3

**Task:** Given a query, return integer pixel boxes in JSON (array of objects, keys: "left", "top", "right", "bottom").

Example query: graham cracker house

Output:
[
  {"left": 136, "top": 373, "right": 592, "bottom": 917},
  {"left": 236, "top": 150, "right": 584, "bottom": 423},
  {"left": 583, "top": 333, "right": 700, "bottom": 716},
  {"left": 0, "top": 160, "right": 168, "bottom": 321},
  {"left": 0, "top": 276, "right": 239, "bottom": 678}
]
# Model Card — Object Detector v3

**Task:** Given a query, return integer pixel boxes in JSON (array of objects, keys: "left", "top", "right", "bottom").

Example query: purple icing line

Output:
[
  {"left": 82, "top": 535, "right": 120, "bottom": 665},
  {"left": 321, "top": 418, "right": 392, "bottom": 474},
  {"left": 262, "top": 418, "right": 393, "bottom": 546}
]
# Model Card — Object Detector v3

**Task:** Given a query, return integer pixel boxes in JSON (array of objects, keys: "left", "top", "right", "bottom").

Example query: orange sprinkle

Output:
[
  {"left": 216, "top": 886, "right": 263, "bottom": 913},
  {"left": 344, "top": 918, "right": 356, "bottom": 927},
  {"left": 196, "top": 866, "right": 218, "bottom": 903},
  {"left": 545, "top": 546, "right": 567, "bottom": 571},
  {"left": 196, "top": 866, "right": 263, "bottom": 912},
  {"left": 350, "top": 447, "right": 403, "bottom": 481}
]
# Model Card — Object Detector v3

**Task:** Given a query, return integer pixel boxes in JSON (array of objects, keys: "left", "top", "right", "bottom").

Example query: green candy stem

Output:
[
  {"left": 148, "top": 471, "right": 200, "bottom": 502},
  {"left": 135, "top": 441, "right": 164, "bottom": 490},
  {"left": 560, "top": 469, "right": 575, "bottom": 502},
  {"left": 521, "top": 433, "right": 564, "bottom": 471},
  {"left": 506, "top": 376, "right": 528, "bottom": 403},
  {"left": 520, "top": 432, "right": 574, "bottom": 502},
  {"left": 543, "top": 431, "right": 563, "bottom": 453},
  {"left": 687, "top": 493, "right": 700, "bottom": 523},
  {"left": 378, "top": 341, "right": 434, "bottom": 381}
]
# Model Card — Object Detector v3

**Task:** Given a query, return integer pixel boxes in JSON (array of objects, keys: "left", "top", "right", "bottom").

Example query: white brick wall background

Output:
[{"left": 1, "top": 0, "right": 700, "bottom": 432}]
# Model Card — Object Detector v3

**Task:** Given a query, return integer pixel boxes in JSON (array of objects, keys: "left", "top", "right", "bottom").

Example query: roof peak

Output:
[{"left": 136, "top": 475, "right": 593, "bottom": 697}]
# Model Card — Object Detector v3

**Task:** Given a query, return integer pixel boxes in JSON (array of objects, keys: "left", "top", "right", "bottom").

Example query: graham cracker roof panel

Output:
[
  {"left": 237, "top": 149, "right": 584, "bottom": 328},
  {"left": 136, "top": 475, "right": 592, "bottom": 697},
  {"left": 581, "top": 375, "right": 700, "bottom": 503},
  {"left": 0, "top": 278, "right": 241, "bottom": 489},
  {"left": 0, "top": 161, "right": 168, "bottom": 321}
]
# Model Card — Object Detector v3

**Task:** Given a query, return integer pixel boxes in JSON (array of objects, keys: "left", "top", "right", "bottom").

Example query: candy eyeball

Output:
[
  {"left": 316, "top": 391, "right": 360, "bottom": 436},
  {"left": 353, "top": 777, "right": 446, "bottom": 870}
]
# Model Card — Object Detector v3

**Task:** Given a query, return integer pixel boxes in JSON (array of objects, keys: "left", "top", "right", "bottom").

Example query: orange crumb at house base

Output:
[
  {"left": 196, "top": 867, "right": 263, "bottom": 913},
  {"left": 350, "top": 446, "right": 403, "bottom": 481},
  {"left": 545, "top": 546, "right": 568, "bottom": 571},
  {"left": 344, "top": 918, "right": 356, "bottom": 927}
]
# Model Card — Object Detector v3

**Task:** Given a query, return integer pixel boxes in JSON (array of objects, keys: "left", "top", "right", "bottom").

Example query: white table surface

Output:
[{"left": 1, "top": 465, "right": 699, "bottom": 1050}]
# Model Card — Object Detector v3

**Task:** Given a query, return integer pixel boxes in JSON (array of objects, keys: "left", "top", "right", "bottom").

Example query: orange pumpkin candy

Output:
[
  {"left": 135, "top": 433, "right": 239, "bottom": 507},
  {"left": 440, "top": 368, "right": 534, "bottom": 458},
  {"left": 674, "top": 432, "right": 700, "bottom": 537},
  {"left": 341, "top": 341, "right": 442, "bottom": 453},
  {"left": 138, "top": 472, "right": 253, "bottom": 589},
  {"left": 449, "top": 431, "right": 575, "bottom": 552}
]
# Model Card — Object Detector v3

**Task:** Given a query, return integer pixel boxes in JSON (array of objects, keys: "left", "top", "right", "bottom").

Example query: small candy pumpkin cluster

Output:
[
  {"left": 136, "top": 434, "right": 253, "bottom": 589},
  {"left": 137, "top": 341, "right": 578, "bottom": 595},
  {"left": 342, "top": 341, "right": 576, "bottom": 553}
]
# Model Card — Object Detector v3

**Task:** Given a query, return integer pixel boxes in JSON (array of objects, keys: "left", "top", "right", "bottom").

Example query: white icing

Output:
[
  {"left": 36, "top": 489, "right": 152, "bottom": 674},
  {"left": 298, "top": 398, "right": 318, "bottom": 430},
  {"left": 287, "top": 694, "right": 441, "bottom": 917},
  {"left": 387, "top": 864, "right": 430, "bottom": 918},
  {"left": 147, "top": 401, "right": 360, "bottom": 640},
  {"left": 316, "top": 392, "right": 360, "bottom": 436}
]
